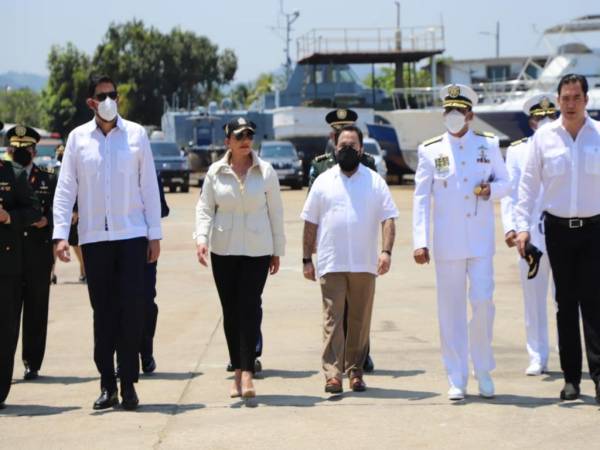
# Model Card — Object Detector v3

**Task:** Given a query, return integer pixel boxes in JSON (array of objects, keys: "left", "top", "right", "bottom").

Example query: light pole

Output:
[
  {"left": 285, "top": 10, "right": 300, "bottom": 82},
  {"left": 480, "top": 21, "right": 500, "bottom": 58}
]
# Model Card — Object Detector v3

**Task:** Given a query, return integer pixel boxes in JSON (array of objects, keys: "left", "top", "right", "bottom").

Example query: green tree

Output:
[
  {"left": 40, "top": 43, "right": 91, "bottom": 137},
  {"left": 0, "top": 88, "right": 42, "bottom": 126},
  {"left": 364, "top": 65, "right": 433, "bottom": 94}
]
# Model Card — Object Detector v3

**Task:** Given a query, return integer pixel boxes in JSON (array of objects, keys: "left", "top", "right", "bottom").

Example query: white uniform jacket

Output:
[
  {"left": 413, "top": 129, "right": 510, "bottom": 261},
  {"left": 500, "top": 138, "right": 546, "bottom": 250}
]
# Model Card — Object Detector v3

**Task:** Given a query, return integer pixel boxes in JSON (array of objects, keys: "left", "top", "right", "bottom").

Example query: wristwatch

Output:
[
  {"left": 382, "top": 250, "right": 392, "bottom": 256},
  {"left": 302, "top": 257, "right": 312, "bottom": 264}
]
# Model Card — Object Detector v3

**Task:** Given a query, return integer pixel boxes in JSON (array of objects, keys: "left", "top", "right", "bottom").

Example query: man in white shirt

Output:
[
  {"left": 53, "top": 74, "right": 162, "bottom": 410},
  {"left": 515, "top": 74, "right": 600, "bottom": 403},
  {"left": 501, "top": 93, "right": 558, "bottom": 376},
  {"left": 413, "top": 84, "right": 510, "bottom": 400},
  {"left": 301, "top": 125, "right": 398, "bottom": 394}
]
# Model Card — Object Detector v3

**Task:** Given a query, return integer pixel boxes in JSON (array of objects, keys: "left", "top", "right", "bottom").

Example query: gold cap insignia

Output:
[
  {"left": 540, "top": 98, "right": 550, "bottom": 110},
  {"left": 15, "top": 125, "right": 27, "bottom": 137},
  {"left": 336, "top": 109, "right": 347, "bottom": 120},
  {"left": 448, "top": 85, "right": 460, "bottom": 98}
]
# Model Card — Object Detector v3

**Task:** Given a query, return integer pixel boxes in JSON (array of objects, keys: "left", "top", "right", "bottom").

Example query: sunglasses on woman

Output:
[
  {"left": 232, "top": 130, "right": 255, "bottom": 141},
  {"left": 94, "top": 91, "right": 118, "bottom": 101}
]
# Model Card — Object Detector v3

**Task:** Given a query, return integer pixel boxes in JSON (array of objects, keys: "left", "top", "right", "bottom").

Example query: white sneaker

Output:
[
  {"left": 447, "top": 385, "right": 466, "bottom": 401},
  {"left": 477, "top": 372, "right": 495, "bottom": 398},
  {"left": 525, "top": 362, "right": 544, "bottom": 376}
]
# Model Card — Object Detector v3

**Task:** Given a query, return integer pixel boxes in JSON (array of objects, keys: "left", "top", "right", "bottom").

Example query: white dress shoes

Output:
[
  {"left": 477, "top": 372, "right": 495, "bottom": 398},
  {"left": 525, "top": 362, "right": 546, "bottom": 376},
  {"left": 447, "top": 385, "right": 466, "bottom": 401}
]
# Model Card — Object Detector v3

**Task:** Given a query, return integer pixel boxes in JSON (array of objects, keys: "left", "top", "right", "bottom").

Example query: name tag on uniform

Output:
[{"left": 477, "top": 147, "right": 490, "bottom": 163}]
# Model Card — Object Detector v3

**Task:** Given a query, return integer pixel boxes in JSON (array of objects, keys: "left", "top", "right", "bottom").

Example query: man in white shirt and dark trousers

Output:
[
  {"left": 515, "top": 74, "right": 600, "bottom": 403},
  {"left": 53, "top": 75, "right": 162, "bottom": 410},
  {"left": 501, "top": 93, "right": 558, "bottom": 376},
  {"left": 413, "top": 84, "right": 510, "bottom": 401},
  {"left": 301, "top": 124, "right": 398, "bottom": 394}
]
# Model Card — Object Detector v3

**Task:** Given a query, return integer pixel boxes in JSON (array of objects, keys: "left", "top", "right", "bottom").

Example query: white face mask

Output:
[
  {"left": 97, "top": 98, "right": 118, "bottom": 122},
  {"left": 536, "top": 117, "right": 552, "bottom": 128},
  {"left": 444, "top": 110, "right": 467, "bottom": 134}
]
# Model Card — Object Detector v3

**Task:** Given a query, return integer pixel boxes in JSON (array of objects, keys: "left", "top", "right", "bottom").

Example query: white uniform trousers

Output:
[
  {"left": 518, "top": 253, "right": 552, "bottom": 367},
  {"left": 434, "top": 256, "right": 496, "bottom": 389}
]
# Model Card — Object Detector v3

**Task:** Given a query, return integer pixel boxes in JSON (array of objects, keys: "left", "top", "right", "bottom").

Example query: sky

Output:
[{"left": 2, "top": 0, "right": 599, "bottom": 84}]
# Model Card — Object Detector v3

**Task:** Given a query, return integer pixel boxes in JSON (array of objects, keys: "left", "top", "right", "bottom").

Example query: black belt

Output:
[{"left": 544, "top": 212, "right": 600, "bottom": 229}]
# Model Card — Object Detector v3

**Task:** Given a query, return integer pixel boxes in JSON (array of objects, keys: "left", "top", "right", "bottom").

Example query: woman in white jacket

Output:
[{"left": 195, "top": 118, "right": 285, "bottom": 399}]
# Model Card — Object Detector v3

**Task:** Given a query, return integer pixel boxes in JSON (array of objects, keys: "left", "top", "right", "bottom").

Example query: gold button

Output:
[
  {"left": 463, "top": 177, "right": 468, "bottom": 182},
  {"left": 23, "top": 231, "right": 28, "bottom": 237},
  {"left": 464, "top": 195, "right": 469, "bottom": 200},
  {"left": 5, "top": 246, "right": 10, "bottom": 250},
  {"left": 466, "top": 213, "right": 471, "bottom": 218},
  {"left": 461, "top": 161, "right": 466, "bottom": 166},
  {"left": 459, "top": 145, "right": 464, "bottom": 149}
]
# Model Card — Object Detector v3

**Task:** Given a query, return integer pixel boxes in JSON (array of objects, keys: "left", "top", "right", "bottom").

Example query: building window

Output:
[{"left": 486, "top": 65, "right": 510, "bottom": 81}]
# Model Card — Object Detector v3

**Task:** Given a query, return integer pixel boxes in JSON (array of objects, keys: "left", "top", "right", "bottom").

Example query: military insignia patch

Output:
[
  {"left": 448, "top": 85, "right": 460, "bottom": 98},
  {"left": 15, "top": 125, "right": 27, "bottom": 137},
  {"left": 477, "top": 146, "right": 490, "bottom": 163},
  {"left": 337, "top": 109, "right": 347, "bottom": 120},
  {"left": 540, "top": 98, "right": 550, "bottom": 110}
]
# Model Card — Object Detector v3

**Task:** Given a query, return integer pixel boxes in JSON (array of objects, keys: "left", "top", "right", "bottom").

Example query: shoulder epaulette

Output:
[
  {"left": 509, "top": 137, "right": 527, "bottom": 147},
  {"left": 422, "top": 135, "right": 443, "bottom": 147},
  {"left": 314, "top": 154, "right": 330, "bottom": 162},
  {"left": 474, "top": 130, "right": 496, "bottom": 138},
  {"left": 39, "top": 166, "right": 54, "bottom": 174}
]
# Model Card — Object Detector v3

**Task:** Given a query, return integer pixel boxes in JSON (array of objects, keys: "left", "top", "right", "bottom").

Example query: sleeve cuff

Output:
[
  {"left": 148, "top": 227, "right": 163, "bottom": 240},
  {"left": 52, "top": 225, "right": 71, "bottom": 241}
]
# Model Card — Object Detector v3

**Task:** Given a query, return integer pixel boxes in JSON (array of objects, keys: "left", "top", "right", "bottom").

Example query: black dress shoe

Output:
[
  {"left": 121, "top": 383, "right": 139, "bottom": 411},
  {"left": 254, "top": 359, "right": 262, "bottom": 373},
  {"left": 141, "top": 356, "right": 156, "bottom": 374},
  {"left": 363, "top": 355, "right": 374, "bottom": 373},
  {"left": 226, "top": 362, "right": 234, "bottom": 372},
  {"left": 93, "top": 388, "right": 119, "bottom": 410},
  {"left": 0, "top": 401, "right": 5, "bottom": 409},
  {"left": 560, "top": 382, "right": 580, "bottom": 400},
  {"left": 24, "top": 366, "right": 39, "bottom": 381}
]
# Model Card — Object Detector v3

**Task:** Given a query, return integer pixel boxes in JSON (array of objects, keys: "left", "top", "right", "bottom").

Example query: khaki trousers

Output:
[{"left": 320, "top": 272, "right": 376, "bottom": 380}]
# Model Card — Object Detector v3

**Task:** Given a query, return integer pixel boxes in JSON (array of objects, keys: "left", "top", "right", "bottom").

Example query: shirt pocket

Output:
[
  {"left": 214, "top": 212, "right": 233, "bottom": 232},
  {"left": 584, "top": 145, "right": 600, "bottom": 175},
  {"left": 542, "top": 148, "right": 568, "bottom": 178},
  {"left": 246, "top": 210, "right": 270, "bottom": 233}
]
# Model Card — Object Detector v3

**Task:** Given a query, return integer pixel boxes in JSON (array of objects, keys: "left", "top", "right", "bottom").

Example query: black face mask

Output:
[
  {"left": 337, "top": 145, "right": 360, "bottom": 172},
  {"left": 56, "top": 153, "right": 63, "bottom": 162},
  {"left": 13, "top": 147, "right": 33, "bottom": 167}
]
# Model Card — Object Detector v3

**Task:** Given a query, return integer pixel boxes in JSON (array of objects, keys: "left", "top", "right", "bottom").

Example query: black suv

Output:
[
  {"left": 150, "top": 141, "right": 191, "bottom": 192},
  {"left": 258, "top": 140, "right": 303, "bottom": 190}
]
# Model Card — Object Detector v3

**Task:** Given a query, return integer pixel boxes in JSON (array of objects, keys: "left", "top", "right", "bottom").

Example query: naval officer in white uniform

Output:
[
  {"left": 501, "top": 93, "right": 558, "bottom": 376},
  {"left": 413, "top": 84, "right": 510, "bottom": 400}
]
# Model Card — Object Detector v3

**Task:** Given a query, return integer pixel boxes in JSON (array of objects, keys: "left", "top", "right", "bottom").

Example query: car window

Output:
[
  {"left": 151, "top": 142, "right": 180, "bottom": 157},
  {"left": 363, "top": 142, "right": 380, "bottom": 156},
  {"left": 36, "top": 145, "right": 57, "bottom": 158},
  {"left": 260, "top": 145, "right": 297, "bottom": 158}
]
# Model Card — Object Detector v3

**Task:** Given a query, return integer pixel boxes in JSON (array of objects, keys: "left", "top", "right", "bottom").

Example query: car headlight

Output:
[{"left": 293, "top": 160, "right": 302, "bottom": 169}]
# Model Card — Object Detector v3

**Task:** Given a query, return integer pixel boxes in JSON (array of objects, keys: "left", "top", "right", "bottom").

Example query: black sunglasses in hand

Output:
[{"left": 94, "top": 91, "right": 118, "bottom": 101}]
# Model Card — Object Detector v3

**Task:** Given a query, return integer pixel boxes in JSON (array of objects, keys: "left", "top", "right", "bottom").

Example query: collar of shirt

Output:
[
  {"left": 214, "top": 149, "right": 263, "bottom": 176},
  {"left": 331, "top": 162, "right": 366, "bottom": 179},
  {"left": 554, "top": 114, "right": 595, "bottom": 137},
  {"left": 82, "top": 115, "right": 126, "bottom": 135},
  {"left": 446, "top": 128, "right": 473, "bottom": 145}
]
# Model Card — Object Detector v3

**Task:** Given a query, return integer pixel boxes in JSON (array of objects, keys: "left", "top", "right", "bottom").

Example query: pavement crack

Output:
[{"left": 152, "top": 314, "right": 223, "bottom": 449}]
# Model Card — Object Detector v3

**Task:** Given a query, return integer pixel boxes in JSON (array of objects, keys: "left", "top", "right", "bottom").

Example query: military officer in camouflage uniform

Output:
[
  {"left": 308, "top": 109, "right": 377, "bottom": 372},
  {"left": 0, "top": 121, "right": 42, "bottom": 409},
  {"left": 308, "top": 108, "right": 377, "bottom": 189},
  {"left": 6, "top": 125, "right": 57, "bottom": 381}
]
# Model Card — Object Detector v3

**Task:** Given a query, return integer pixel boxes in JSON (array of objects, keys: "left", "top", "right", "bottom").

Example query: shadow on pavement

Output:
[
  {"left": 13, "top": 375, "right": 98, "bottom": 385},
  {"left": 465, "top": 393, "right": 559, "bottom": 408},
  {"left": 141, "top": 371, "right": 203, "bottom": 381},
  {"left": 256, "top": 369, "right": 319, "bottom": 379},
  {"left": 370, "top": 369, "right": 426, "bottom": 378},
  {"left": 0, "top": 405, "right": 81, "bottom": 417},
  {"left": 91, "top": 402, "right": 206, "bottom": 415},
  {"left": 343, "top": 387, "right": 438, "bottom": 401}
]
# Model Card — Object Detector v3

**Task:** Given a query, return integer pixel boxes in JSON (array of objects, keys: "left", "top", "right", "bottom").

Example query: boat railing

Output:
[{"left": 296, "top": 26, "right": 444, "bottom": 60}]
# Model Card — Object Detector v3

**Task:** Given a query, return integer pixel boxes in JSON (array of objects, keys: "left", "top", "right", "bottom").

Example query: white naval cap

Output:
[
  {"left": 522, "top": 93, "right": 558, "bottom": 116},
  {"left": 439, "top": 84, "right": 478, "bottom": 109}
]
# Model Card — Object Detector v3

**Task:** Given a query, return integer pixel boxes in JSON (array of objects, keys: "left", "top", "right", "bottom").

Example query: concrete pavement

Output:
[{"left": 0, "top": 185, "right": 598, "bottom": 450}]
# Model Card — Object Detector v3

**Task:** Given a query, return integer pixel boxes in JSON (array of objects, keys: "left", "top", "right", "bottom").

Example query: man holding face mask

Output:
[
  {"left": 6, "top": 125, "right": 57, "bottom": 382},
  {"left": 301, "top": 124, "right": 398, "bottom": 394},
  {"left": 53, "top": 74, "right": 162, "bottom": 410},
  {"left": 412, "top": 84, "right": 510, "bottom": 400},
  {"left": 500, "top": 93, "right": 558, "bottom": 377}
]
